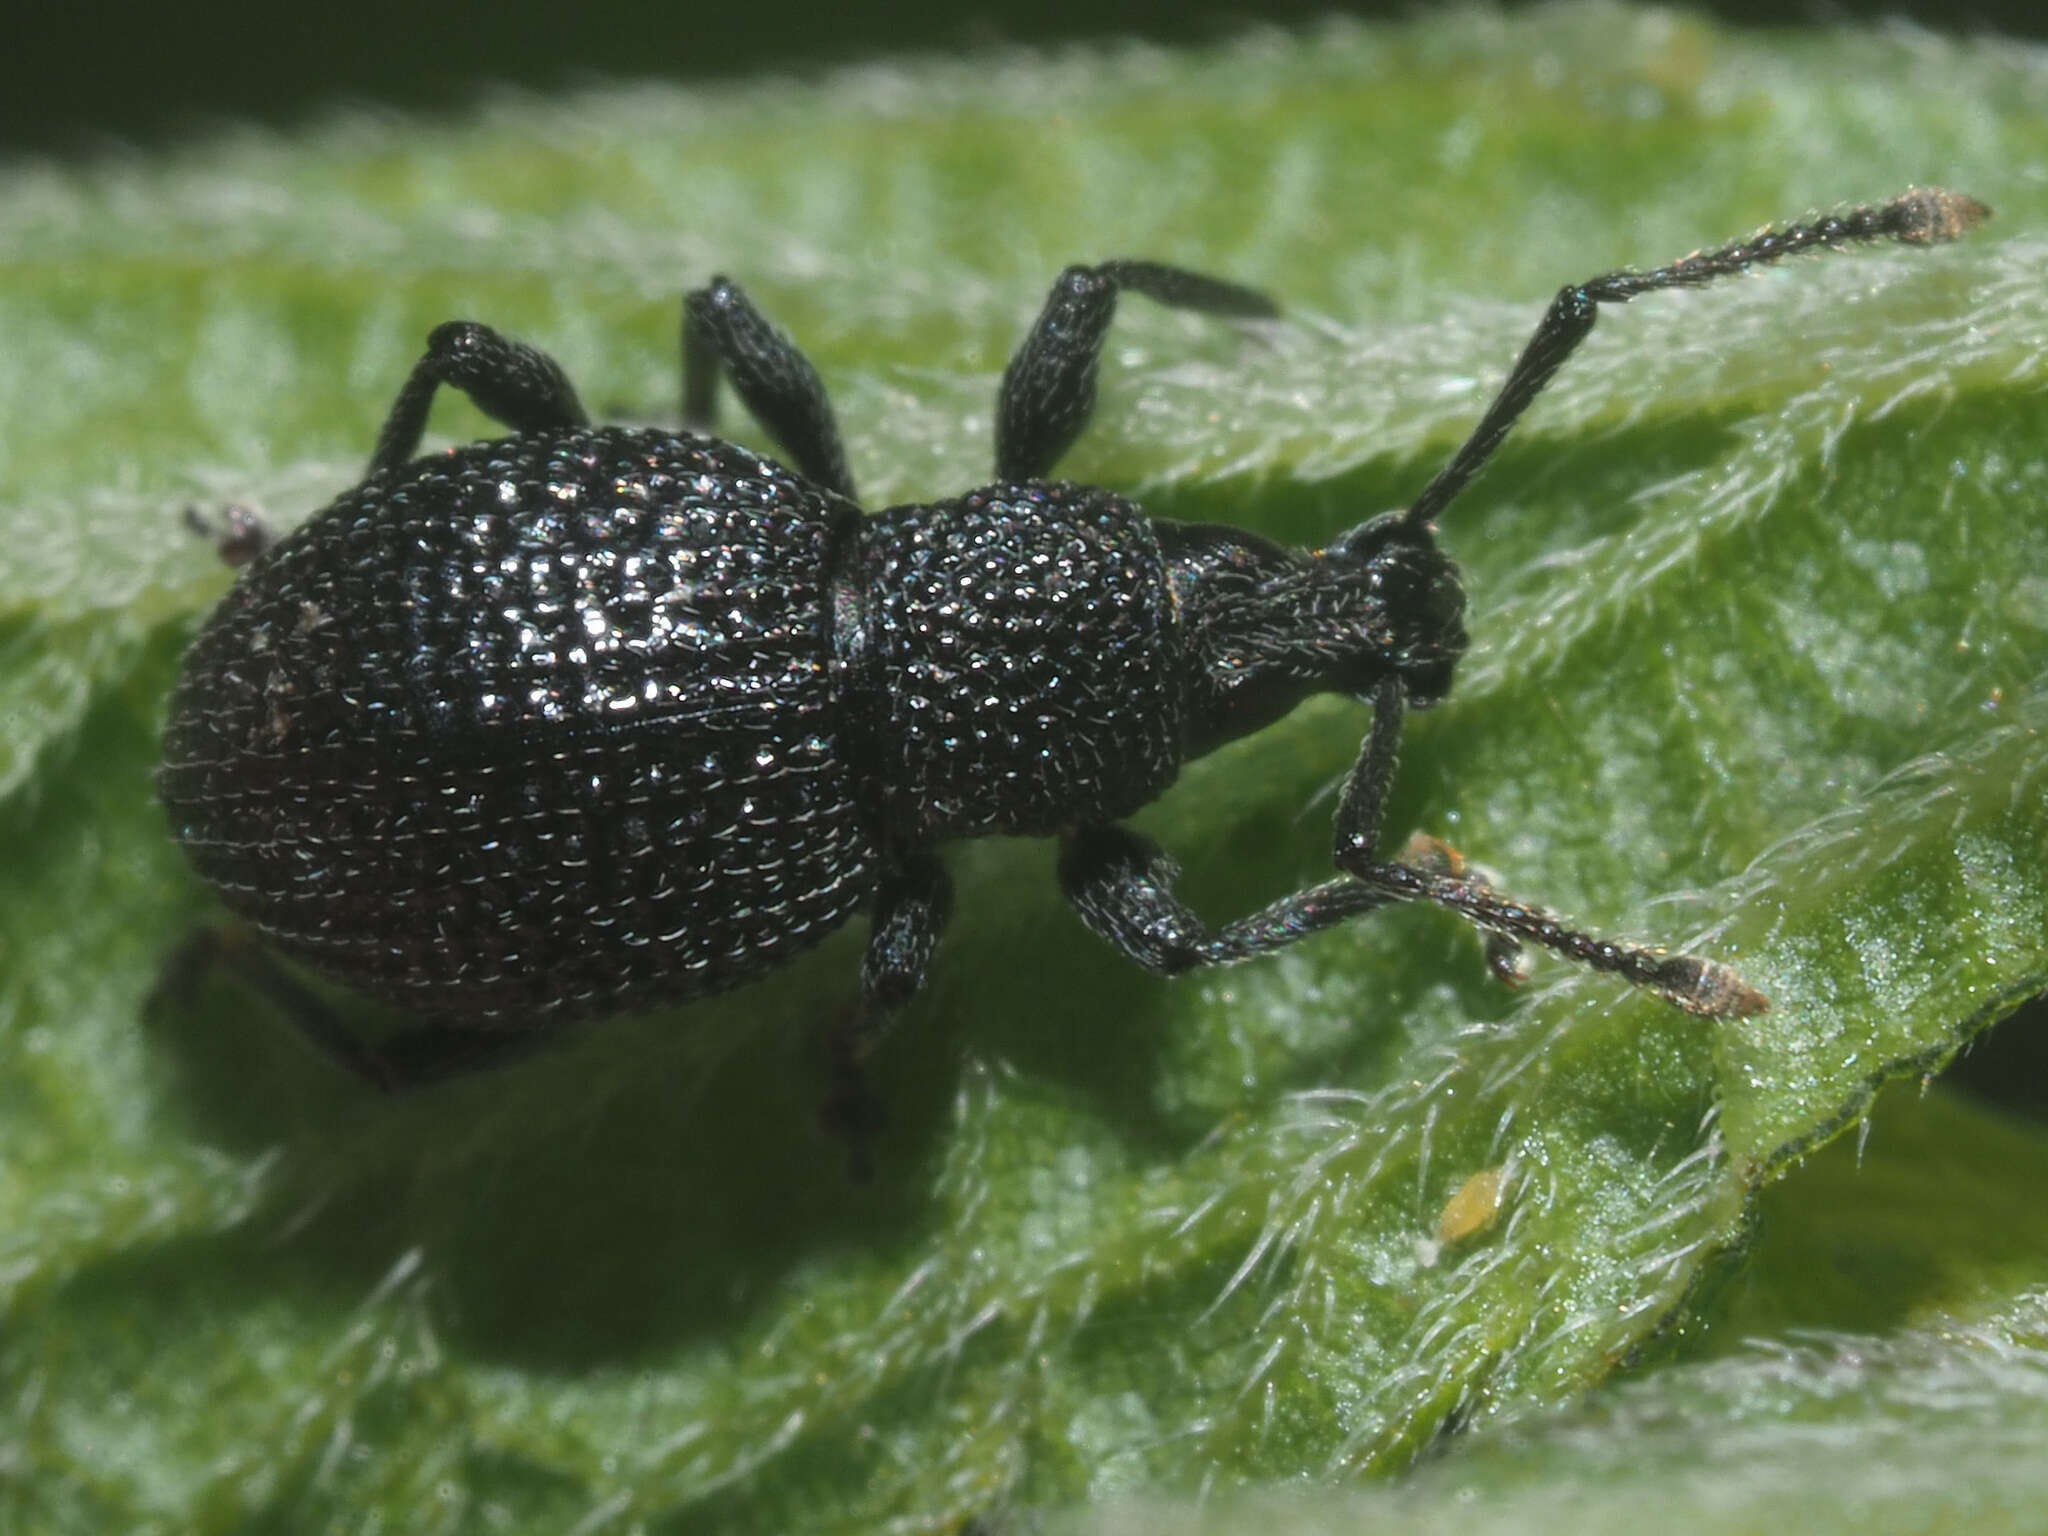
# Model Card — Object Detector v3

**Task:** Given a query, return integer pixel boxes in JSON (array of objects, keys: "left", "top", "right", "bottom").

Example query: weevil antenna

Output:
[{"left": 1398, "top": 188, "right": 1989, "bottom": 534}]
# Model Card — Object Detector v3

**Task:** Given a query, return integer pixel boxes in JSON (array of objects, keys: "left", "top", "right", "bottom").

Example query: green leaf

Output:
[
  {"left": 1066, "top": 1086, "right": 2048, "bottom": 1535},
  {"left": 1721, "top": 1080, "right": 2048, "bottom": 1342},
  {"left": 5, "top": 7, "right": 2046, "bottom": 1531}
]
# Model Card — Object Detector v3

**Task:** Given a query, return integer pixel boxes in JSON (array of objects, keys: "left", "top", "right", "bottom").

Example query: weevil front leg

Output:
[
  {"left": 1053, "top": 683, "right": 1476, "bottom": 975},
  {"left": 1059, "top": 823, "right": 1395, "bottom": 975},
  {"left": 1059, "top": 679, "right": 1765, "bottom": 1018},
  {"left": 1330, "top": 682, "right": 1768, "bottom": 1017}
]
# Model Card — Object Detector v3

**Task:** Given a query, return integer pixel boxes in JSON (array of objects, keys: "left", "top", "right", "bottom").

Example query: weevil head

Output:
[
  {"left": 1160, "top": 510, "right": 1469, "bottom": 760},
  {"left": 1324, "top": 510, "right": 1468, "bottom": 707}
]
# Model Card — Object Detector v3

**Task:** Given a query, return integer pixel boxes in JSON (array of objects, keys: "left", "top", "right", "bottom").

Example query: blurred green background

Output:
[{"left": 13, "top": 0, "right": 2048, "bottom": 155}]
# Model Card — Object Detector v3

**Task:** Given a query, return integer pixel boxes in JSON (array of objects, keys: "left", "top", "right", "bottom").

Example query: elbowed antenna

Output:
[{"left": 1396, "top": 187, "right": 1991, "bottom": 534}]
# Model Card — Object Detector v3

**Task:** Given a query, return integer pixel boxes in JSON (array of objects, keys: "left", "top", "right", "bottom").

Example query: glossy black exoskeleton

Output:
[{"left": 159, "top": 190, "right": 1986, "bottom": 1131}]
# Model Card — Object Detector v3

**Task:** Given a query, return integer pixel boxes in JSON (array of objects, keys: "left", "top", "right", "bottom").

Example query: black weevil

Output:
[{"left": 159, "top": 189, "right": 1987, "bottom": 1139}]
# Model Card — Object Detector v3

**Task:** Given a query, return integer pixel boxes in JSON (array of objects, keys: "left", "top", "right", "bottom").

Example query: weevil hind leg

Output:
[
  {"left": 151, "top": 923, "right": 401, "bottom": 1089},
  {"left": 368, "top": 1020, "right": 559, "bottom": 1088},
  {"left": 368, "top": 320, "right": 590, "bottom": 477},
  {"left": 151, "top": 924, "right": 560, "bottom": 1092}
]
